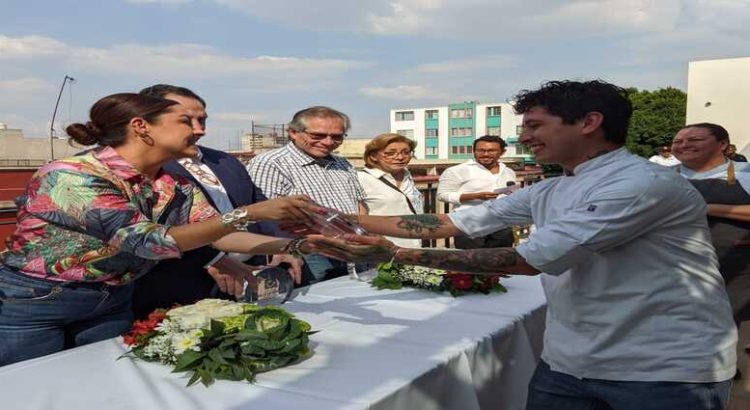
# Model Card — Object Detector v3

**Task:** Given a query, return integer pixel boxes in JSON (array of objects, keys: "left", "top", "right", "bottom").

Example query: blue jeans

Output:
[
  {"left": 527, "top": 360, "right": 732, "bottom": 410},
  {"left": 0, "top": 265, "right": 134, "bottom": 366},
  {"left": 301, "top": 254, "right": 370, "bottom": 286}
]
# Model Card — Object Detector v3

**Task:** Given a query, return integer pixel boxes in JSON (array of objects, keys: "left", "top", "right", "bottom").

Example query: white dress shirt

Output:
[
  {"left": 437, "top": 160, "right": 516, "bottom": 211},
  {"left": 450, "top": 148, "right": 736, "bottom": 382},
  {"left": 648, "top": 154, "right": 681, "bottom": 167},
  {"left": 358, "top": 167, "right": 423, "bottom": 248}
]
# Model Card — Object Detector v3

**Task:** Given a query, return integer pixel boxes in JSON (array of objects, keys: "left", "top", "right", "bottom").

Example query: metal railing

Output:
[
  {"left": 0, "top": 159, "right": 47, "bottom": 168},
  {"left": 418, "top": 175, "right": 541, "bottom": 248}
]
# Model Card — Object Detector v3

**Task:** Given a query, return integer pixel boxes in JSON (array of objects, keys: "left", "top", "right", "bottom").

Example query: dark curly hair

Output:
[{"left": 513, "top": 80, "right": 633, "bottom": 145}]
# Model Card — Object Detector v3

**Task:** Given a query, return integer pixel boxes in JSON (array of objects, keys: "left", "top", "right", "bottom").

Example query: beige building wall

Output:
[
  {"left": 686, "top": 57, "right": 750, "bottom": 154},
  {"left": 0, "top": 128, "right": 84, "bottom": 163}
]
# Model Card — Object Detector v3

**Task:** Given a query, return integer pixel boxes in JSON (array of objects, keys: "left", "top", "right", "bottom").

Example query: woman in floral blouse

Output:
[{"left": 0, "top": 93, "right": 314, "bottom": 366}]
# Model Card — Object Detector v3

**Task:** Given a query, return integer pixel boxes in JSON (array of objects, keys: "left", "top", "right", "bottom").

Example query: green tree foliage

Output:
[{"left": 625, "top": 87, "right": 687, "bottom": 158}]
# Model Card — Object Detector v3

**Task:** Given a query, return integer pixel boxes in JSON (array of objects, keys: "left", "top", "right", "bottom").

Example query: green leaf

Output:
[
  {"left": 187, "top": 371, "right": 202, "bottom": 387},
  {"left": 208, "top": 348, "right": 229, "bottom": 365},
  {"left": 173, "top": 350, "right": 207, "bottom": 373},
  {"left": 197, "top": 368, "right": 215, "bottom": 387},
  {"left": 371, "top": 271, "right": 403, "bottom": 290},
  {"left": 234, "top": 329, "right": 269, "bottom": 341},
  {"left": 278, "top": 339, "right": 302, "bottom": 354},
  {"left": 210, "top": 319, "right": 226, "bottom": 336}
]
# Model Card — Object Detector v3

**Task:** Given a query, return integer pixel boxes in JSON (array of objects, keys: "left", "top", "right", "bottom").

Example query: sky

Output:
[{"left": 1, "top": 0, "right": 749, "bottom": 150}]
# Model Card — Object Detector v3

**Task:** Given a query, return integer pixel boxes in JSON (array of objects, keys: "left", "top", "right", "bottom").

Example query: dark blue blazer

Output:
[{"left": 132, "top": 146, "right": 278, "bottom": 318}]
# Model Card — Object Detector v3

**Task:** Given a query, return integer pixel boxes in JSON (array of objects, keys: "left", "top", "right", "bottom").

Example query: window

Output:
[
  {"left": 516, "top": 125, "right": 523, "bottom": 135},
  {"left": 450, "top": 127, "right": 459, "bottom": 136},
  {"left": 450, "top": 109, "right": 465, "bottom": 119},
  {"left": 451, "top": 146, "right": 458, "bottom": 154},
  {"left": 396, "top": 129, "right": 414, "bottom": 139},
  {"left": 462, "top": 127, "right": 473, "bottom": 136},
  {"left": 466, "top": 108, "right": 473, "bottom": 118},
  {"left": 516, "top": 143, "right": 533, "bottom": 156},
  {"left": 395, "top": 111, "right": 414, "bottom": 121},
  {"left": 458, "top": 145, "right": 465, "bottom": 154},
  {"left": 487, "top": 126, "right": 501, "bottom": 136},
  {"left": 426, "top": 128, "right": 439, "bottom": 137},
  {"left": 425, "top": 110, "right": 439, "bottom": 120},
  {"left": 466, "top": 145, "right": 473, "bottom": 154},
  {"left": 426, "top": 146, "right": 438, "bottom": 156},
  {"left": 487, "top": 106, "right": 502, "bottom": 117}
]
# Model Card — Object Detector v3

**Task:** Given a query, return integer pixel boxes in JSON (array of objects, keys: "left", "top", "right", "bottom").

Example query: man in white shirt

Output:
[
  {"left": 307, "top": 80, "right": 736, "bottom": 409},
  {"left": 437, "top": 135, "right": 517, "bottom": 248},
  {"left": 648, "top": 145, "right": 680, "bottom": 166}
]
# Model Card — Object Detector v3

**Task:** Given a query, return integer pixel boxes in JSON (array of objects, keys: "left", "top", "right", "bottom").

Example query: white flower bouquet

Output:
[{"left": 122, "top": 299, "right": 314, "bottom": 387}]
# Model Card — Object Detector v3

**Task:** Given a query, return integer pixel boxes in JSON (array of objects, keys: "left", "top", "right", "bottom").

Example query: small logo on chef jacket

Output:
[{"left": 587, "top": 204, "right": 597, "bottom": 212}]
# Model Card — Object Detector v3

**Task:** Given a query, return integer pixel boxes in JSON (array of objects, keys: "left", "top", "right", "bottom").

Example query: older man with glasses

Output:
[{"left": 248, "top": 106, "right": 367, "bottom": 285}]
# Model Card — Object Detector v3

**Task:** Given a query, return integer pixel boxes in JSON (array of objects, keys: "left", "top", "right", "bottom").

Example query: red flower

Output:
[
  {"left": 122, "top": 308, "right": 168, "bottom": 346},
  {"left": 447, "top": 273, "right": 474, "bottom": 291}
]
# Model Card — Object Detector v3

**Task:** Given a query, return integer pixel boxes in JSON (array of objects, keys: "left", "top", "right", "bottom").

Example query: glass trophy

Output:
[
  {"left": 301, "top": 204, "right": 370, "bottom": 281},
  {"left": 242, "top": 266, "right": 294, "bottom": 305},
  {"left": 301, "top": 204, "right": 368, "bottom": 237}
]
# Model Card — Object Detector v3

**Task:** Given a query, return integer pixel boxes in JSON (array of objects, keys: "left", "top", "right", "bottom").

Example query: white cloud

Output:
[
  {"left": 124, "top": 0, "right": 192, "bottom": 4},
  {"left": 0, "top": 35, "right": 67, "bottom": 59},
  {"left": 0, "top": 35, "right": 369, "bottom": 84},
  {"left": 359, "top": 85, "right": 446, "bottom": 100},
  {"left": 367, "top": 0, "right": 444, "bottom": 35},
  {"left": 200, "top": 0, "right": 750, "bottom": 44},
  {"left": 68, "top": 43, "right": 369, "bottom": 79},
  {"left": 211, "top": 112, "right": 266, "bottom": 122},
  {"left": 0, "top": 77, "right": 55, "bottom": 93},
  {"left": 414, "top": 54, "right": 518, "bottom": 74}
]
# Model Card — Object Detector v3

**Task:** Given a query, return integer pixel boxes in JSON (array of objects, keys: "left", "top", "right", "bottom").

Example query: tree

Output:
[{"left": 625, "top": 87, "right": 687, "bottom": 158}]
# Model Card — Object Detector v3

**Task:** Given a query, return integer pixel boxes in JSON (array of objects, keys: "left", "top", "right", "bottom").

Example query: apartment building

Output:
[{"left": 389, "top": 101, "right": 531, "bottom": 161}]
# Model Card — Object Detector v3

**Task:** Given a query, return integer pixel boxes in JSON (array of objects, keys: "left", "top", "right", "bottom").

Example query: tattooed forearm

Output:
[
  {"left": 354, "top": 214, "right": 458, "bottom": 239},
  {"left": 396, "top": 248, "right": 539, "bottom": 275},
  {"left": 395, "top": 215, "right": 447, "bottom": 237}
]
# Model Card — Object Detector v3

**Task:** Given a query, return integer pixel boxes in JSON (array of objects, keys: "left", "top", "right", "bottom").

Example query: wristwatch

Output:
[{"left": 220, "top": 208, "right": 256, "bottom": 231}]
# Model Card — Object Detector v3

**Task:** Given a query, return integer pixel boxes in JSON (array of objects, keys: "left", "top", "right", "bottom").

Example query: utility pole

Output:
[{"left": 50, "top": 75, "right": 75, "bottom": 160}]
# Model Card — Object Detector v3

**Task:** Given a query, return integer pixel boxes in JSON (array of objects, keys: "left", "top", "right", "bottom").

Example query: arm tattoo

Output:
[
  {"left": 397, "top": 248, "right": 526, "bottom": 275},
  {"left": 396, "top": 214, "right": 446, "bottom": 237}
]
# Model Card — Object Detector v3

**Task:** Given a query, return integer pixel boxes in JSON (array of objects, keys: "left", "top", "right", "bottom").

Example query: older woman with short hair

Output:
[{"left": 358, "top": 133, "right": 423, "bottom": 248}]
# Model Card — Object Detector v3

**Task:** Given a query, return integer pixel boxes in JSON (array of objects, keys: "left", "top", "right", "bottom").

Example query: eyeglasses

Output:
[
  {"left": 302, "top": 130, "right": 347, "bottom": 142},
  {"left": 475, "top": 149, "right": 501, "bottom": 154},
  {"left": 381, "top": 150, "right": 413, "bottom": 159}
]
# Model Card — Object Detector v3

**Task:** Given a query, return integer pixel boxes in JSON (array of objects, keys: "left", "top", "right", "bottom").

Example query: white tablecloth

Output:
[{"left": 0, "top": 275, "right": 546, "bottom": 410}]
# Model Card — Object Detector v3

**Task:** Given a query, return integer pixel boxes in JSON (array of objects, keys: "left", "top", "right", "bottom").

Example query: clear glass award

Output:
[
  {"left": 242, "top": 266, "right": 294, "bottom": 305},
  {"left": 301, "top": 204, "right": 369, "bottom": 281},
  {"left": 301, "top": 204, "right": 368, "bottom": 237}
]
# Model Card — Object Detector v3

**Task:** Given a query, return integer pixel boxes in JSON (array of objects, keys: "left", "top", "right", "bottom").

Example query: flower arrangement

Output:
[
  {"left": 371, "top": 263, "right": 507, "bottom": 296},
  {"left": 122, "top": 299, "right": 314, "bottom": 387}
]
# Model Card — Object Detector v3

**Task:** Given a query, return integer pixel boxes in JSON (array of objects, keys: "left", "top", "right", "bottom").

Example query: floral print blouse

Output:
[{"left": 1, "top": 146, "right": 218, "bottom": 285}]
